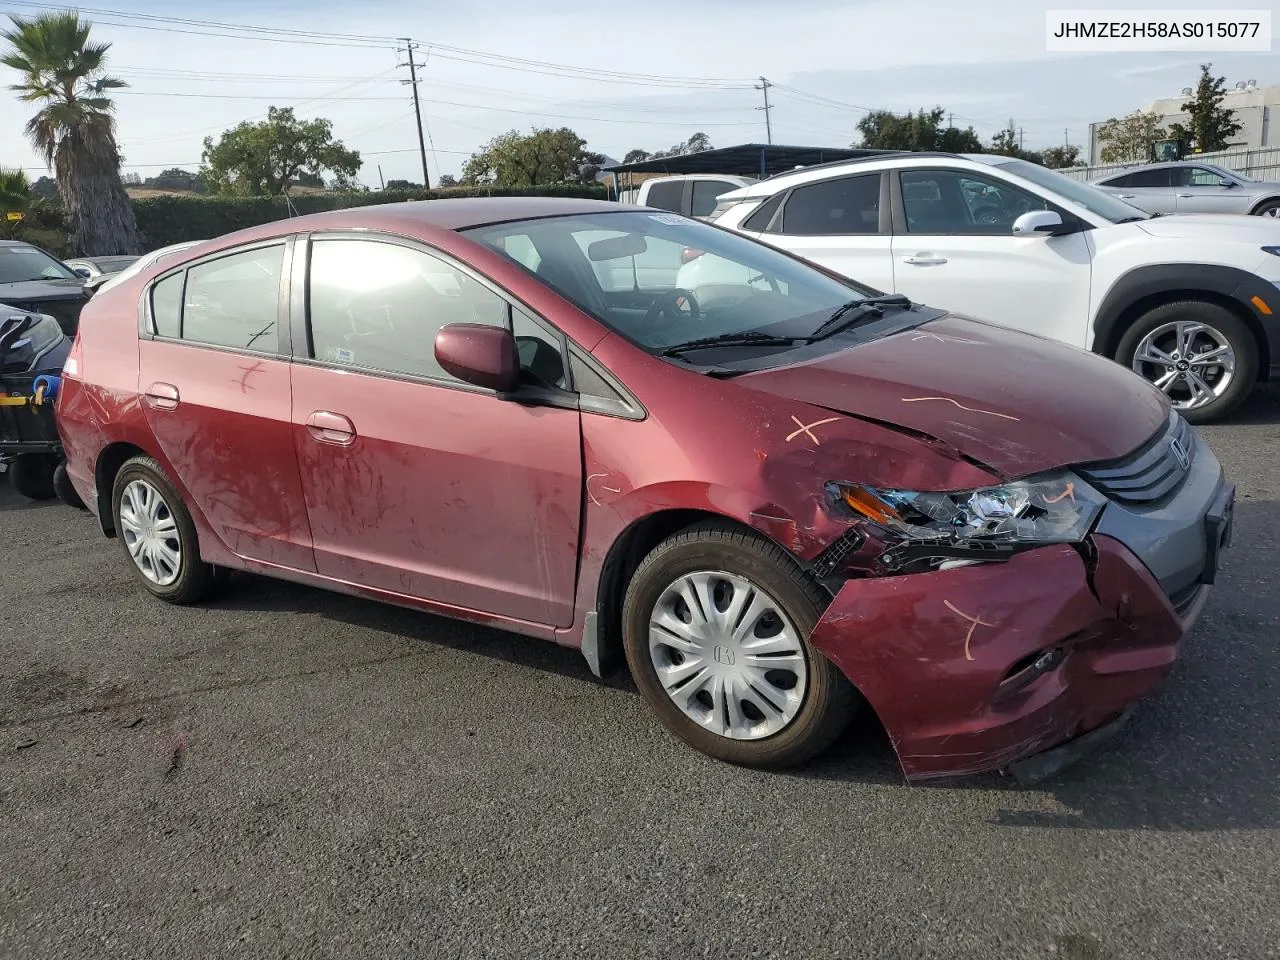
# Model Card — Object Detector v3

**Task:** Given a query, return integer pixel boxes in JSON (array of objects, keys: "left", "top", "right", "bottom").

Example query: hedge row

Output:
[{"left": 29, "top": 183, "right": 610, "bottom": 255}]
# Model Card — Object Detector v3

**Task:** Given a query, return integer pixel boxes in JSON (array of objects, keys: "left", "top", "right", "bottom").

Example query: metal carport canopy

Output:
[{"left": 602, "top": 143, "right": 901, "bottom": 179}]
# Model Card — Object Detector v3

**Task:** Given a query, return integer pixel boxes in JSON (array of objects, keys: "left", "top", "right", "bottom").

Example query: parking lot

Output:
[{"left": 0, "top": 388, "right": 1276, "bottom": 960}]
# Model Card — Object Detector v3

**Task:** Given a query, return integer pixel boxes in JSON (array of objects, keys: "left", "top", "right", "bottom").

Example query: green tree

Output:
[
  {"left": 651, "top": 132, "right": 713, "bottom": 159},
  {"left": 623, "top": 148, "right": 651, "bottom": 164},
  {"left": 201, "top": 106, "right": 362, "bottom": 196},
  {"left": 461, "top": 127, "right": 598, "bottom": 187},
  {"left": 437, "top": 174, "right": 458, "bottom": 187},
  {"left": 0, "top": 166, "right": 30, "bottom": 238},
  {"left": 988, "top": 120, "right": 1042, "bottom": 163},
  {"left": 1, "top": 11, "right": 140, "bottom": 255},
  {"left": 1172, "top": 63, "right": 1243, "bottom": 153},
  {"left": 855, "top": 107, "right": 983, "bottom": 153},
  {"left": 1039, "top": 144, "right": 1082, "bottom": 169},
  {"left": 1098, "top": 110, "right": 1168, "bottom": 163}
]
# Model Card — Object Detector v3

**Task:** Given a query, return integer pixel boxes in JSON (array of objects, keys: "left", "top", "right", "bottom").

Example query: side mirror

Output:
[
  {"left": 434, "top": 322, "right": 518, "bottom": 393},
  {"left": 1012, "top": 210, "right": 1064, "bottom": 236},
  {"left": 1219, "top": 177, "right": 1237, "bottom": 188},
  {"left": 72, "top": 267, "right": 92, "bottom": 279}
]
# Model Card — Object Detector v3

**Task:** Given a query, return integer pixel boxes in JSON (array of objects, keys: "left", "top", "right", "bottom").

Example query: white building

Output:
[{"left": 1088, "top": 79, "right": 1277, "bottom": 164}]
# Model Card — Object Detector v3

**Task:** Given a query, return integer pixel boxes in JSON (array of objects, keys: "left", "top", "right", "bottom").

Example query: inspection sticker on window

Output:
[{"left": 648, "top": 213, "right": 685, "bottom": 225}]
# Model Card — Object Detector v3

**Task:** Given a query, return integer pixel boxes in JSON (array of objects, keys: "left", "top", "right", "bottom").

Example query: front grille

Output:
[{"left": 1078, "top": 412, "right": 1196, "bottom": 507}]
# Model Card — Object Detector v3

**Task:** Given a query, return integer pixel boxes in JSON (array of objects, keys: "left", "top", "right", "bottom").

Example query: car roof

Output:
[
  {"left": 726, "top": 151, "right": 1021, "bottom": 196},
  {"left": 180, "top": 196, "right": 633, "bottom": 255}
]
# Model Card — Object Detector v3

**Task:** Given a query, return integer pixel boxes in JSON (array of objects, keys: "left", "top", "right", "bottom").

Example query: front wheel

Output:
[
  {"left": 621, "top": 522, "right": 856, "bottom": 769},
  {"left": 1251, "top": 199, "right": 1280, "bottom": 218},
  {"left": 8, "top": 454, "right": 56, "bottom": 500},
  {"left": 1116, "top": 301, "right": 1258, "bottom": 424}
]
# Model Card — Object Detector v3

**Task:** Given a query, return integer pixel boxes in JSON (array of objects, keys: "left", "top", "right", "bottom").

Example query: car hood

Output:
[
  {"left": 1135, "top": 212, "right": 1280, "bottom": 242},
  {"left": 0, "top": 278, "right": 87, "bottom": 300},
  {"left": 734, "top": 314, "right": 1170, "bottom": 480}
]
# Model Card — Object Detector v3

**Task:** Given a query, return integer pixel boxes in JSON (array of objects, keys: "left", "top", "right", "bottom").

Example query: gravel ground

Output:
[{"left": 1, "top": 388, "right": 1277, "bottom": 960}]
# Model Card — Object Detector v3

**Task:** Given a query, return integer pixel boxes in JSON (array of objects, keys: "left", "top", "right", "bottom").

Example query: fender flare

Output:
[
  {"left": 1091, "top": 262, "right": 1277, "bottom": 375},
  {"left": 1249, "top": 194, "right": 1280, "bottom": 215}
]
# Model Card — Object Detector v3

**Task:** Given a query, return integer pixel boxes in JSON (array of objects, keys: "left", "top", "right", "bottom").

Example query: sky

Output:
[{"left": 1, "top": 0, "right": 1278, "bottom": 187}]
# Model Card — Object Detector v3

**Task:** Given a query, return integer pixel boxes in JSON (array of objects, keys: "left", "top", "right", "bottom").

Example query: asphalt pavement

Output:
[{"left": 2, "top": 388, "right": 1277, "bottom": 960}]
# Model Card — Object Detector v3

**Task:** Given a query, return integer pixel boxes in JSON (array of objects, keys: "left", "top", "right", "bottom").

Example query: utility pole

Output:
[
  {"left": 947, "top": 112, "right": 954, "bottom": 128},
  {"left": 398, "top": 38, "right": 431, "bottom": 189},
  {"left": 755, "top": 76, "right": 773, "bottom": 144},
  {"left": 1064, "top": 127, "right": 1069, "bottom": 146},
  {"left": 1018, "top": 127, "right": 1025, "bottom": 150}
]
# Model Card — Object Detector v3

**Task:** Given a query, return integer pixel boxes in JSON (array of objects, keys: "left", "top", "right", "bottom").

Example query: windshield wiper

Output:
[
  {"left": 808, "top": 293, "right": 912, "bottom": 341},
  {"left": 661, "top": 331, "right": 803, "bottom": 356}
]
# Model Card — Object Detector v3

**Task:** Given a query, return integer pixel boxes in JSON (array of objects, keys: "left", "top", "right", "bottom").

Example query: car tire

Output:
[
  {"left": 52, "top": 461, "right": 86, "bottom": 509},
  {"left": 111, "top": 455, "right": 221, "bottom": 605},
  {"left": 8, "top": 453, "right": 56, "bottom": 501},
  {"left": 621, "top": 521, "right": 857, "bottom": 769},
  {"left": 1251, "top": 199, "right": 1280, "bottom": 217},
  {"left": 1116, "top": 301, "right": 1258, "bottom": 425}
]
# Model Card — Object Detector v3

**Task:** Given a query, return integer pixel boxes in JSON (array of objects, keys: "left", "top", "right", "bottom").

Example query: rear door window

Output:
[
  {"left": 643, "top": 181, "right": 684, "bottom": 213},
  {"left": 779, "top": 174, "right": 881, "bottom": 235},
  {"left": 691, "top": 180, "right": 737, "bottom": 217}
]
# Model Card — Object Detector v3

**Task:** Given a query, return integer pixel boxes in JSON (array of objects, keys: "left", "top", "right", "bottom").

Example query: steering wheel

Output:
[{"left": 643, "top": 289, "right": 701, "bottom": 332}]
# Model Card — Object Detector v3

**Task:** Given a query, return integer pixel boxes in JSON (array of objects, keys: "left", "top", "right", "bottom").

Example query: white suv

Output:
[{"left": 679, "top": 152, "right": 1280, "bottom": 423}]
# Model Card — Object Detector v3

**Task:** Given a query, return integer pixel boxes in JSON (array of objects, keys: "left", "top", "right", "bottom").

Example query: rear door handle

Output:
[
  {"left": 305, "top": 410, "right": 356, "bottom": 446},
  {"left": 902, "top": 255, "right": 947, "bottom": 266},
  {"left": 1117, "top": 193, "right": 1136, "bottom": 198},
  {"left": 1176, "top": 193, "right": 1194, "bottom": 198},
  {"left": 144, "top": 382, "right": 179, "bottom": 411}
]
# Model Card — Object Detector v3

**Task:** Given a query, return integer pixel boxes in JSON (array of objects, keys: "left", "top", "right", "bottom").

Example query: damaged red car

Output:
[{"left": 55, "top": 198, "right": 1235, "bottom": 782}]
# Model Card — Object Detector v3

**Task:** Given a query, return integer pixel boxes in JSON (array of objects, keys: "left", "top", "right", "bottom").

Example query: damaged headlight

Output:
[{"left": 830, "top": 473, "right": 1106, "bottom": 545}]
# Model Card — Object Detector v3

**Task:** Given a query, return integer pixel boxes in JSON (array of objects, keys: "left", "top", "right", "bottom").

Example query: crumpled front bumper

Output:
[{"left": 809, "top": 535, "right": 1210, "bottom": 782}]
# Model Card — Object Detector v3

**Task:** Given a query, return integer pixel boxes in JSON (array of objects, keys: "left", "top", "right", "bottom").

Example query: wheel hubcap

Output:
[
  {"left": 648, "top": 571, "right": 808, "bottom": 741},
  {"left": 1131, "top": 320, "right": 1236, "bottom": 410},
  {"left": 118, "top": 479, "right": 182, "bottom": 586}
]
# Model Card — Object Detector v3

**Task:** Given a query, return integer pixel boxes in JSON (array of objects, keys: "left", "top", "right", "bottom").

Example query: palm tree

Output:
[{"left": 1, "top": 11, "right": 140, "bottom": 255}]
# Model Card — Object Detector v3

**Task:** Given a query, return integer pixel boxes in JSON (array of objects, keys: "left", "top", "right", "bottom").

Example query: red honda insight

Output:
[{"left": 55, "top": 198, "right": 1235, "bottom": 782}]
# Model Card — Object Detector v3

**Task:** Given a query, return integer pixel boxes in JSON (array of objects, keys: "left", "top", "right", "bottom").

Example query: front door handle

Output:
[
  {"left": 305, "top": 410, "right": 356, "bottom": 446},
  {"left": 902, "top": 255, "right": 948, "bottom": 266},
  {"left": 144, "top": 382, "right": 179, "bottom": 411},
  {"left": 1176, "top": 193, "right": 1194, "bottom": 198}
]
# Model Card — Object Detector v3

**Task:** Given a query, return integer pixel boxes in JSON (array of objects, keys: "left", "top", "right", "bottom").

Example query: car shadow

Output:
[
  {"left": 1228, "top": 383, "right": 1280, "bottom": 424},
  {"left": 174, "top": 492, "right": 1280, "bottom": 830},
  {"left": 206, "top": 572, "right": 631, "bottom": 688},
  {"left": 0, "top": 475, "right": 59, "bottom": 512}
]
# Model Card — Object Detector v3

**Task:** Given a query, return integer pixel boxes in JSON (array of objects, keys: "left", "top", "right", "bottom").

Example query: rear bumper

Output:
[{"left": 809, "top": 535, "right": 1214, "bottom": 782}]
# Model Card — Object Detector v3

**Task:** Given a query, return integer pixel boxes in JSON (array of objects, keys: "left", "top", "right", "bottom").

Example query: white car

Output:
[{"left": 678, "top": 152, "right": 1280, "bottom": 423}]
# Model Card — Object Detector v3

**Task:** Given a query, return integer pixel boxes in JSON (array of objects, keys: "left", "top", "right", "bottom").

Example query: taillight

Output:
[
  {"left": 681, "top": 247, "right": 704, "bottom": 264},
  {"left": 63, "top": 332, "right": 83, "bottom": 379}
]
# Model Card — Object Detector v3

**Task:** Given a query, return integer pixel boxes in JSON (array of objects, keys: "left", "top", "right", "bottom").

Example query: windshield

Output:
[
  {"left": 462, "top": 210, "right": 884, "bottom": 353},
  {"left": 0, "top": 243, "right": 80, "bottom": 284},
  {"left": 983, "top": 157, "right": 1155, "bottom": 223}
]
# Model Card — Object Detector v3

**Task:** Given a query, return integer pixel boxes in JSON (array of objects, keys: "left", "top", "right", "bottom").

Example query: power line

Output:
[{"left": 2, "top": 1, "right": 753, "bottom": 88}]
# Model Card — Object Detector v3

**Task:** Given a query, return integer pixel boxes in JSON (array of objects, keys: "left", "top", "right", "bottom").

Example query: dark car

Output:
[
  {"left": 0, "top": 240, "right": 90, "bottom": 335},
  {"left": 55, "top": 198, "right": 1234, "bottom": 782}
]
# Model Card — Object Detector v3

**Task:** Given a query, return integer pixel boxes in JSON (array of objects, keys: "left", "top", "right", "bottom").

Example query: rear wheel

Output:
[
  {"left": 8, "top": 454, "right": 56, "bottom": 501},
  {"left": 621, "top": 522, "right": 856, "bottom": 769},
  {"left": 1117, "top": 301, "right": 1257, "bottom": 424},
  {"left": 111, "top": 456, "right": 220, "bottom": 604},
  {"left": 52, "top": 461, "right": 85, "bottom": 509}
]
